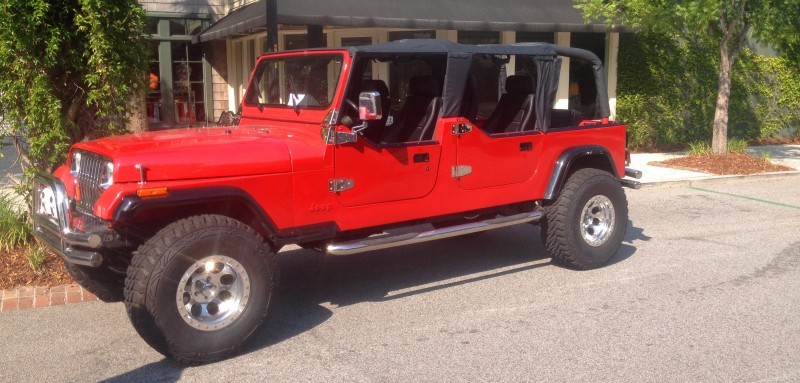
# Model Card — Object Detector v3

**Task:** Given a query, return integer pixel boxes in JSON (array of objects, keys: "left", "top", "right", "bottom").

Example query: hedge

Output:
[{"left": 616, "top": 33, "right": 800, "bottom": 149}]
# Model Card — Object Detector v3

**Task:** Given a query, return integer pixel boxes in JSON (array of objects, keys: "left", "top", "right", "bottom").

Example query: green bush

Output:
[
  {"left": 0, "top": 192, "right": 32, "bottom": 252},
  {"left": 686, "top": 139, "right": 748, "bottom": 156},
  {"left": 687, "top": 141, "right": 712, "bottom": 156},
  {"left": 25, "top": 245, "right": 47, "bottom": 271},
  {"left": 726, "top": 138, "right": 749, "bottom": 154},
  {"left": 617, "top": 33, "right": 800, "bottom": 149}
]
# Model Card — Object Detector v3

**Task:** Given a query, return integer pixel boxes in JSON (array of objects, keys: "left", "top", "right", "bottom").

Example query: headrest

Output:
[
  {"left": 361, "top": 79, "right": 389, "bottom": 98},
  {"left": 505, "top": 75, "right": 534, "bottom": 94},
  {"left": 410, "top": 76, "right": 440, "bottom": 97}
]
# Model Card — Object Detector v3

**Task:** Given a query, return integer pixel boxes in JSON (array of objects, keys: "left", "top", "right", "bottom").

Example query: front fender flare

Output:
[{"left": 112, "top": 187, "right": 338, "bottom": 247}]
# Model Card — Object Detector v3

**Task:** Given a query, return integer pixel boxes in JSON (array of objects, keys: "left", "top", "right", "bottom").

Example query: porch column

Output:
[
  {"left": 605, "top": 32, "right": 620, "bottom": 120},
  {"left": 554, "top": 32, "right": 571, "bottom": 110},
  {"left": 265, "top": 0, "right": 277, "bottom": 51},
  {"left": 502, "top": 31, "right": 516, "bottom": 75}
]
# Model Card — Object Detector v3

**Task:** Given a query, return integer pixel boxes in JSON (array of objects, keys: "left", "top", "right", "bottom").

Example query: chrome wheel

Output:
[
  {"left": 580, "top": 195, "right": 615, "bottom": 247},
  {"left": 176, "top": 255, "right": 251, "bottom": 331}
]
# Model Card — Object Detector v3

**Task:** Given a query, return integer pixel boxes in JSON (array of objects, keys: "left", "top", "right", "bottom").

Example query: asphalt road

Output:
[{"left": 2, "top": 176, "right": 800, "bottom": 382}]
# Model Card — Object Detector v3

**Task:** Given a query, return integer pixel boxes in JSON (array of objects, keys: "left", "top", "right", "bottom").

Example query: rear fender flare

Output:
[{"left": 543, "top": 145, "right": 618, "bottom": 201}]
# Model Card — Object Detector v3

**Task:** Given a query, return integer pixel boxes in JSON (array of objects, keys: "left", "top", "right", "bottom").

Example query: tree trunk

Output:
[
  {"left": 126, "top": 86, "right": 148, "bottom": 133},
  {"left": 712, "top": 44, "right": 734, "bottom": 155}
]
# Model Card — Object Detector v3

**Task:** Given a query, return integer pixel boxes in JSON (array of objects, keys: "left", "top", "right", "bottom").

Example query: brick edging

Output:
[{"left": 1, "top": 284, "right": 98, "bottom": 312}]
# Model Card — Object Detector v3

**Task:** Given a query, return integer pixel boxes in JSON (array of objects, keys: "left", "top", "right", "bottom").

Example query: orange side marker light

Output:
[{"left": 137, "top": 187, "right": 169, "bottom": 198}]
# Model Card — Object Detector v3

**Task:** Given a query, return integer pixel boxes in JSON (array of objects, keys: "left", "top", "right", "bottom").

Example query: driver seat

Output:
[{"left": 381, "top": 75, "right": 441, "bottom": 144}]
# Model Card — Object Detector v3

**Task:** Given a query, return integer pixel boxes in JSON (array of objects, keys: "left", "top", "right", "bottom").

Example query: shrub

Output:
[
  {"left": 617, "top": 33, "right": 800, "bottom": 149},
  {"left": 726, "top": 138, "right": 749, "bottom": 154},
  {"left": 687, "top": 141, "right": 712, "bottom": 156},
  {"left": 0, "top": 191, "right": 31, "bottom": 252}
]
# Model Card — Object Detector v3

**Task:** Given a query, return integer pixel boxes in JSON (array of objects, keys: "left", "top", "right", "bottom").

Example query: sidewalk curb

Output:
[
  {"left": 1, "top": 283, "right": 99, "bottom": 312},
  {"left": 640, "top": 170, "right": 800, "bottom": 188}
]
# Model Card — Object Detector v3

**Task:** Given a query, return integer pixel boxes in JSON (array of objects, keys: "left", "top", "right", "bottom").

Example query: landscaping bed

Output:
[
  {"left": 650, "top": 152, "right": 793, "bottom": 175},
  {"left": 0, "top": 247, "right": 72, "bottom": 290}
]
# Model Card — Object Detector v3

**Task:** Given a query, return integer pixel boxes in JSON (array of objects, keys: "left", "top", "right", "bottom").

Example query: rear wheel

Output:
[
  {"left": 124, "top": 215, "right": 274, "bottom": 364},
  {"left": 541, "top": 168, "right": 627, "bottom": 270}
]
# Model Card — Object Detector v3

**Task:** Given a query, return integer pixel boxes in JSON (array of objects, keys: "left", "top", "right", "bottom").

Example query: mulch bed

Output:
[
  {"left": 650, "top": 153, "right": 793, "bottom": 175},
  {"left": 0, "top": 247, "right": 73, "bottom": 290}
]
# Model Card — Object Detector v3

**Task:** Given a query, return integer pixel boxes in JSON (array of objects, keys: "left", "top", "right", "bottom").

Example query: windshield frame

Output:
[{"left": 243, "top": 52, "right": 346, "bottom": 111}]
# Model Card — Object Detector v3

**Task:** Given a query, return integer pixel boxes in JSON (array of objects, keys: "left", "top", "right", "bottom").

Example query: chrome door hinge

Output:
[
  {"left": 451, "top": 165, "right": 472, "bottom": 178},
  {"left": 451, "top": 123, "right": 472, "bottom": 136},
  {"left": 329, "top": 179, "right": 355, "bottom": 192}
]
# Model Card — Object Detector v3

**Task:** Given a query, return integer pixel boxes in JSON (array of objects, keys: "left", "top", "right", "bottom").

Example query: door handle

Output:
[
  {"left": 520, "top": 142, "right": 533, "bottom": 151},
  {"left": 413, "top": 153, "right": 430, "bottom": 163}
]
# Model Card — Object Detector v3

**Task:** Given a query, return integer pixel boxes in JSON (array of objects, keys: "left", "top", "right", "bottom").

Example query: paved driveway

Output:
[{"left": 1, "top": 176, "right": 799, "bottom": 382}]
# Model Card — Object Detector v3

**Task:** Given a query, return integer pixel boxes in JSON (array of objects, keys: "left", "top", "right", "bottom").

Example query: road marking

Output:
[{"left": 689, "top": 186, "right": 800, "bottom": 210}]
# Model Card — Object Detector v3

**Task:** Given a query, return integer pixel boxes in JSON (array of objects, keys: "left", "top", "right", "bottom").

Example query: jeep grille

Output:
[{"left": 73, "top": 150, "right": 110, "bottom": 215}]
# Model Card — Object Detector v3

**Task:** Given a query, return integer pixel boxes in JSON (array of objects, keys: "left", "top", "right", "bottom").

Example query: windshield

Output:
[{"left": 245, "top": 54, "right": 344, "bottom": 109}]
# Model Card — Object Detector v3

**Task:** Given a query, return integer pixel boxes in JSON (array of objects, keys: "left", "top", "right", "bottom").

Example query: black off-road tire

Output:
[
  {"left": 541, "top": 168, "right": 628, "bottom": 270},
  {"left": 124, "top": 215, "right": 275, "bottom": 364},
  {"left": 64, "top": 262, "right": 125, "bottom": 302}
]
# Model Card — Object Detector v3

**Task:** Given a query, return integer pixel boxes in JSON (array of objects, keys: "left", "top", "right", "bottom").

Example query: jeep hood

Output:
[{"left": 73, "top": 127, "right": 295, "bottom": 183}]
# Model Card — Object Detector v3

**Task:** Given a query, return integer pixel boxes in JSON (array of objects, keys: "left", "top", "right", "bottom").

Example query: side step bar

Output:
[{"left": 326, "top": 209, "right": 543, "bottom": 256}]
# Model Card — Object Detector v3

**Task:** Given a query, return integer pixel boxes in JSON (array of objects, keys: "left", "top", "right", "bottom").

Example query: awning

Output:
[{"left": 197, "top": 0, "right": 623, "bottom": 43}]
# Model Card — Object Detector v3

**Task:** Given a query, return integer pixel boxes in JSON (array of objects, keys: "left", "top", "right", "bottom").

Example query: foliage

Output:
[
  {"left": 616, "top": 33, "right": 800, "bottom": 149},
  {"left": 726, "top": 138, "right": 748, "bottom": 154},
  {"left": 26, "top": 245, "right": 47, "bottom": 271},
  {"left": 750, "top": 1, "right": 800, "bottom": 61},
  {"left": 0, "top": 192, "right": 31, "bottom": 252},
  {"left": 687, "top": 141, "right": 713, "bottom": 156},
  {"left": 757, "top": 151, "right": 772, "bottom": 164},
  {"left": 0, "top": 0, "right": 148, "bottom": 181},
  {"left": 576, "top": 0, "right": 800, "bottom": 154}
]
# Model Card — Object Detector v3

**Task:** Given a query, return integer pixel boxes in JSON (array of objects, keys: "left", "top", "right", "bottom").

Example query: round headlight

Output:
[{"left": 100, "top": 161, "right": 114, "bottom": 189}]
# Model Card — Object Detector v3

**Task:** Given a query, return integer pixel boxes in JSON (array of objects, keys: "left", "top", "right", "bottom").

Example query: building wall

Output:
[
  {"left": 141, "top": 1, "right": 231, "bottom": 127},
  {"left": 208, "top": 40, "right": 232, "bottom": 117},
  {"left": 140, "top": 0, "right": 227, "bottom": 21},
  {"left": 228, "top": 0, "right": 259, "bottom": 12}
]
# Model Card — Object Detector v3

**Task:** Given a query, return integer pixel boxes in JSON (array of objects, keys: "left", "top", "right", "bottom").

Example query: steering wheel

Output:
[{"left": 344, "top": 98, "right": 358, "bottom": 114}]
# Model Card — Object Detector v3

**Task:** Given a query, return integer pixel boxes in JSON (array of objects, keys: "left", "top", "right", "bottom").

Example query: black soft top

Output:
[{"left": 276, "top": 39, "right": 610, "bottom": 129}]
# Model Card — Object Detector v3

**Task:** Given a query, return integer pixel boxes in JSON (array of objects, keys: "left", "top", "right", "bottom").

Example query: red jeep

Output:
[{"left": 32, "top": 39, "right": 641, "bottom": 363}]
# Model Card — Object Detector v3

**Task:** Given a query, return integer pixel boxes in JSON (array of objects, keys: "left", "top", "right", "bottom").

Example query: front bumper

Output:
[{"left": 32, "top": 173, "right": 110, "bottom": 267}]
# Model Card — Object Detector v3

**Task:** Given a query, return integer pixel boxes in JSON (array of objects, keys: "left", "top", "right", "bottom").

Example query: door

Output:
[
  {"left": 455, "top": 124, "right": 543, "bottom": 190},
  {"left": 333, "top": 132, "right": 442, "bottom": 207}
]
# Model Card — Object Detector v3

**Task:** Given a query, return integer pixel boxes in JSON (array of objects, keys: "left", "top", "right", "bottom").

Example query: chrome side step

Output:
[{"left": 326, "top": 209, "right": 543, "bottom": 256}]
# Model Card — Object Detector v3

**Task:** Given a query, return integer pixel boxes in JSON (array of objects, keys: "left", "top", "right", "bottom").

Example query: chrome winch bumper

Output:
[{"left": 31, "top": 173, "right": 109, "bottom": 267}]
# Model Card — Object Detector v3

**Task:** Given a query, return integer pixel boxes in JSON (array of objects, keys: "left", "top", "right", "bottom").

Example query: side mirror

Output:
[{"left": 358, "top": 91, "right": 382, "bottom": 121}]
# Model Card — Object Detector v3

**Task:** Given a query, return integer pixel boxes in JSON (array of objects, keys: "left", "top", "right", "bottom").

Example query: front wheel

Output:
[
  {"left": 541, "top": 168, "right": 628, "bottom": 270},
  {"left": 124, "top": 215, "right": 274, "bottom": 364}
]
